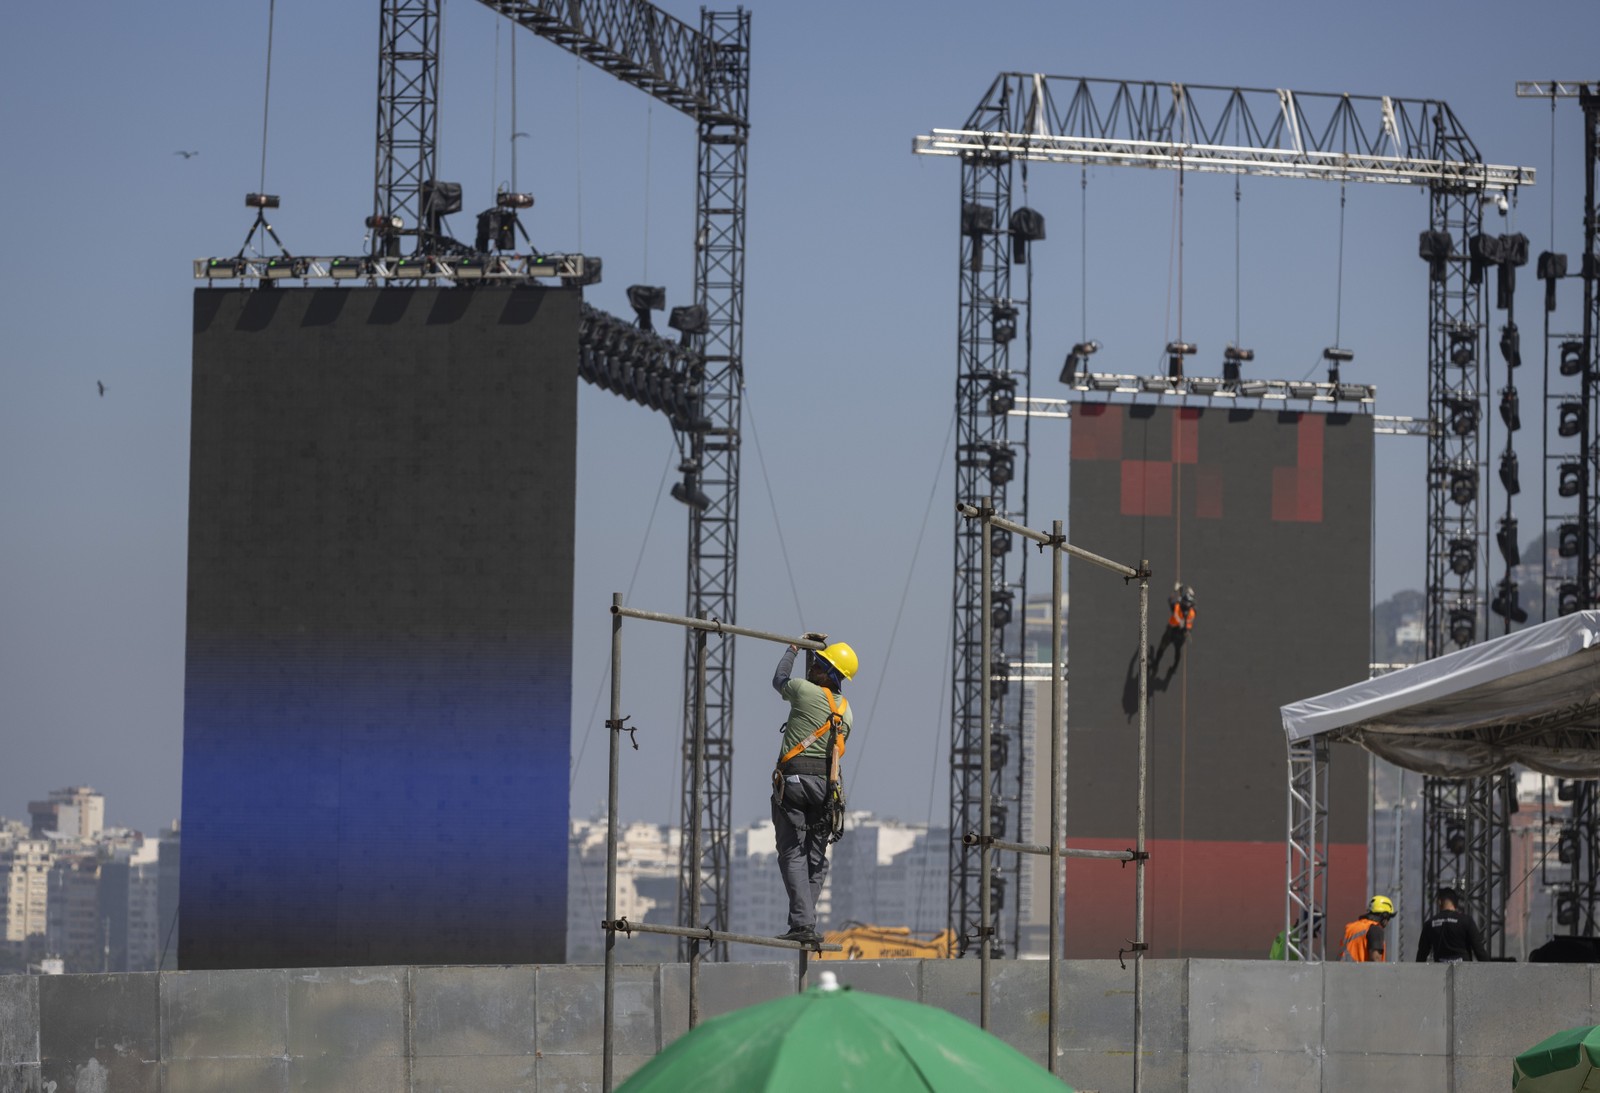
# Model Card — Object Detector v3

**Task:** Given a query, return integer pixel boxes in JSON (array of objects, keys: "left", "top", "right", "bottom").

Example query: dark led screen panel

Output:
[
  {"left": 182, "top": 287, "right": 576, "bottom": 968},
  {"left": 1065, "top": 404, "right": 1372, "bottom": 958}
]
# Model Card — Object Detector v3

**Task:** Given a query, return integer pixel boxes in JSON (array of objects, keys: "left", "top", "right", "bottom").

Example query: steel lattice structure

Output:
[
  {"left": 373, "top": 0, "right": 750, "bottom": 957},
  {"left": 916, "top": 72, "right": 1535, "bottom": 961}
]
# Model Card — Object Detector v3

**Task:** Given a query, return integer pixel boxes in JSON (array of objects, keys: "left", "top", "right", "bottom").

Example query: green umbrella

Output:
[
  {"left": 1513, "top": 1024, "right": 1600, "bottom": 1091},
  {"left": 618, "top": 972, "right": 1073, "bottom": 1092}
]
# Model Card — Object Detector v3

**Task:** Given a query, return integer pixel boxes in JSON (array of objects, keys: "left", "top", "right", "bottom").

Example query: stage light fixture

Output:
[
  {"left": 1558, "top": 827, "right": 1580, "bottom": 864},
  {"left": 1559, "top": 401, "right": 1584, "bottom": 437},
  {"left": 990, "top": 528, "right": 1012, "bottom": 556},
  {"left": 1336, "top": 383, "right": 1371, "bottom": 402},
  {"left": 455, "top": 255, "right": 500, "bottom": 280},
  {"left": 1089, "top": 373, "right": 1120, "bottom": 392},
  {"left": 988, "top": 443, "right": 1015, "bottom": 486},
  {"left": 1189, "top": 378, "right": 1220, "bottom": 395},
  {"left": 245, "top": 193, "right": 281, "bottom": 209},
  {"left": 1499, "top": 323, "right": 1521, "bottom": 367},
  {"left": 1560, "top": 462, "right": 1584, "bottom": 498},
  {"left": 496, "top": 191, "right": 534, "bottom": 209},
  {"left": 394, "top": 256, "right": 435, "bottom": 278},
  {"left": 961, "top": 203, "right": 995, "bottom": 236},
  {"left": 1499, "top": 451, "right": 1520, "bottom": 495},
  {"left": 1009, "top": 206, "right": 1046, "bottom": 264},
  {"left": 991, "top": 304, "right": 1018, "bottom": 345},
  {"left": 1238, "top": 380, "right": 1269, "bottom": 398},
  {"left": 204, "top": 257, "right": 243, "bottom": 279},
  {"left": 1323, "top": 346, "right": 1354, "bottom": 363},
  {"left": 1449, "top": 343, "right": 1475, "bottom": 368},
  {"left": 1491, "top": 579, "right": 1528, "bottom": 624},
  {"left": 1561, "top": 341, "right": 1586, "bottom": 377},
  {"left": 1449, "top": 538, "right": 1476, "bottom": 576},
  {"left": 671, "top": 463, "right": 711, "bottom": 511},
  {"left": 1142, "top": 375, "right": 1171, "bottom": 393},
  {"left": 1221, "top": 346, "right": 1253, "bottom": 383},
  {"left": 1446, "top": 823, "right": 1467, "bottom": 855},
  {"left": 1448, "top": 398, "right": 1479, "bottom": 436},
  {"left": 627, "top": 284, "right": 666, "bottom": 331},
  {"left": 1449, "top": 469, "right": 1477, "bottom": 506},
  {"left": 1559, "top": 522, "right": 1582, "bottom": 558},
  {"left": 988, "top": 374, "right": 1018, "bottom": 417},
  {"left": 1496, "top": 517, "right": 1521, "bottom": 568},
  {"left": 1557, "top": 891, "right": 1578, "bottom": 928},
  {"left": 263, "top": 256, "right": 305, "bottom": 280},
  {"left": 991, "top": 588, "right": 1014, "bottom": 629},
  {"left": 1288, "top": 381, "right": 1319, "bottom": 400},
  {"left": 1059, "top": 340, "right": 1100, "bottom": 385},
  {"left": 1559, "top": 582, "right": 1582, "bottom": 616},
  {"left": 1499, "top": 387, "right": 1521, "bottom": 431},
  {"left": 329, "top": 256, "right": 368, "bottom": 280},
  {"left": 1449, "top": 610, "right": 1475, "bottom": 647},
  {"left": 667, "top": 305, "right": 709, "bottom": 344},
  {"left": 1166, "top": 341, "right": 1196, "bottom": 379},
  {"left": 1559, "top": 779, "right": 1579, "bottom": 802}
]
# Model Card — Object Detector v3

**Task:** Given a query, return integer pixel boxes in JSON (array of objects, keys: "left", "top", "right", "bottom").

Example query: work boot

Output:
[{"left": 777, "top": 926, "right": 819, "bottom": 944}]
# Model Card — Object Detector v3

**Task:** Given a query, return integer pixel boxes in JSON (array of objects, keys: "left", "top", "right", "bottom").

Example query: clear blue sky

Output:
[{"left": 0, "top": 0, "right": 1592, "bottom": 836}]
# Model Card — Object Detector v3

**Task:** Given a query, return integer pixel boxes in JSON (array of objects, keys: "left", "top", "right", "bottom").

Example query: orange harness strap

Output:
[{"left": 779, "top": 689, "right": 849, "bottom": 765}]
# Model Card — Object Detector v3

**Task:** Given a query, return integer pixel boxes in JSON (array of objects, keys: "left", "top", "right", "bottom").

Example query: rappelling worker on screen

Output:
[
  {"left": 1342, "top": 895, "right": 1395, "bottom": 962},
  {"left": 769, "top": 633, "right": 858, "bottom": 945},
  {"left": 1150, "top": 583, "right": 1196, "bottom": 680}
]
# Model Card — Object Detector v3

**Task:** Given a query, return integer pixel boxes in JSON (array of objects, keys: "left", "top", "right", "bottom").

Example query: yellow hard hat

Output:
[
  {"left": 817, "top": 642, "right": 859, "bottom": 681},
  {"left": 1369, "top": 895, "right": 1395, "bottom": 916}
]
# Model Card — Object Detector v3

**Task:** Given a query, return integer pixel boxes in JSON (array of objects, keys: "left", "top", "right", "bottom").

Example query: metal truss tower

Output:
[
  {"left": 950, "top": 87, "right": 1027, "bottom": 956},
  {"left": 374, "top": 0, "right": 750, "bottom": 956},
  {"left": 373, "top": 0, "right": 442, "bottom": 254},
  {"left": 916, "top": 74, "right": 1533, "bottom": 960},
  {"left": 1518, "top": 80, "right": 1600, "bottom": 937}
]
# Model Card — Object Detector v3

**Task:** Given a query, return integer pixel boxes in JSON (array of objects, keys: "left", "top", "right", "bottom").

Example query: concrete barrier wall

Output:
[{"left": 0, "top": 959, "right": 1594, "bottom": 1092}]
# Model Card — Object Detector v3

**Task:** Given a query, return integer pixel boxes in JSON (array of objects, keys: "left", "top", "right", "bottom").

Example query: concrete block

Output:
[
  {"left": 0, "top": 977, "right": 38, "bottom": 1065},
  {"left": 162, "top": 1056, "right": 289, "bottom": 1093},
  {"left": 38, "top": 973, "right": 160, "bottom": 1092},
  {"left": 985, "top": 959, "right": 1050, "bottom": 1066},
  {"left": 1055, "top": 1047, "right": 1184, "bottom": 1093},
  {"left": 0, "top": 1064, "right": 42, "bottom": 1093},
  {"left": 161, "top": 968, "right": 289, "bottom": 1060},
  {"left": 919, "top": 957, "right": 980, "bottom": 1022},
  {"left": 287, "top": 1052, "right": 407, "bottom": 1093},
  {"left": 411, "top": 965, "right": 536, "bottom": 1057},
  {"left": 1453, "top": 963, "right": 1592, "bottom": 1060},
  {"left": 1453, "top": 1050, "right": 1517, "bottom": 1093},
  {"left": 1057, "top": 959, "right": 1187, "bottom": 1055},
  {"left": 816, "top": 960, "right": 921, "bottom": 1001},
  {"left": 1322, "top": 963, "right": 1448, "bottom": 1055},
  {"left": 538, "top": 964, "right": 657, "bottom": 1057},
  {"left": 286, "top": 967, "right": 405, "bottom": 1062},
  {"left": 659, "top": 960, "right": 793, "bottom": 1042},
  {"left": 1185, "top": 1049, "right": 1319, "bottom": 1092},
  {"left": 411, "top": 1052, "right": 535, "bottom": 1092},
  {"left": 1188, "top": 959, "right": 1322, "bottom": 1053},
  {"left": 1321, "top": 1050, "right": 1450, "bottom": 1090}
]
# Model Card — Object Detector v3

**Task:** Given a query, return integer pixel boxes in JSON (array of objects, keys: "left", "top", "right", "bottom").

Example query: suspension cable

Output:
[
  {"left": 258, "top": 0, "right": 276, "bottom": 196},
  {"left": 1334, "top": 179, "right": 1348, "bottom": 347},
  {"left": 742, "top": 389, "right": 806, "bottom": 627}
]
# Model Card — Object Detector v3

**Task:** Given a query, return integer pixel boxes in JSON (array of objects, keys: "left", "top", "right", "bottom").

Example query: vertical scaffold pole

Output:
[
  {"left": 979, "top": 496, "right": 994, "bottom": 1028},
  {"left": 689, "top": 628, "right": 708, "bottom": 1028},
  {"left": 603, "top": 592, "right": 623, "bottom": 1092},
  {"left": 1135, "top": 567, "right": 1149, "bottom": 1093},
  {"left": 1047, "top": 519, "right": 1064, "bottom": 1073}
]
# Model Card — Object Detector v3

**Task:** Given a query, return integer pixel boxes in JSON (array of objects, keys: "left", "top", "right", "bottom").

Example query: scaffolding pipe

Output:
[
  {"left": 965, "top": 834, "right": 1139, "bottom": 860},
  {"left": 688, "top": 628, "right": 707, "bottom": 1025},
  {"left": 603, "top": 593, "right": 623, "bottom": 1092},
  {"left": 603, "top": 918, "right": 842, "bottom": 953},
  {"left": 979, "top": 496, "right": 994, "bottom": 1027},
  {"left": 1135, "top": 569, "right": 1150, "bottom": 1093},
  {"left": 612, "top": 604, "right": 827, "bottom": 650},
  {"left": 1048, "top": 518, "right": 1063, "bottom": 1075}
]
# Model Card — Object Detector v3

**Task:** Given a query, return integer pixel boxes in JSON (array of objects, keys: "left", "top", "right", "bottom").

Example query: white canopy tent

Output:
[{"left": 1282, "top": 610, "right": 1600, "bottom": 778}]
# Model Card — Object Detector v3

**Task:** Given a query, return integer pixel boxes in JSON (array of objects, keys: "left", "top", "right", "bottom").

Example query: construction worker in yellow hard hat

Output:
[
  {"left": 1342, "top": 895, "right": 1395, "bottom": 962},
  {"left": 769, "top": 632, "right": 858, "bottom": 945}
]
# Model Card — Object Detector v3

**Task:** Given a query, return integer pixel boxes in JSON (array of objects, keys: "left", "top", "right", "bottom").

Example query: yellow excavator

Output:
[{"left": 817, "top": 923, "right": 956, "bottom": 960}]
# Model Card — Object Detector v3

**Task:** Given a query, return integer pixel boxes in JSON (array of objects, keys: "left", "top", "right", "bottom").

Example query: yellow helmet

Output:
[
  {"left": 817, "top": 642, "right": 859, "bottom": 681},
  {"left": 1369, "top": 895, "right": 1395, "bottom": 916}
]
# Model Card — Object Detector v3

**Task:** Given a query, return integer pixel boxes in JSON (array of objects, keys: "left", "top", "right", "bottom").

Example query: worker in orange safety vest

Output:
[{"left": 1342, "top": 895, "right": 1395, "bottom": 962}]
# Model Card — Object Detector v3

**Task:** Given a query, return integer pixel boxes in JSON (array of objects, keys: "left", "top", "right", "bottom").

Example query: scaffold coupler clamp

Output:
[
  {"left": 1125, "top": 560, "right": 1153, "bottom": 585},
  {"left": 1117, "top": 941, "right": 1148, "bottom": 969},
  {"left": 1120, "top": 848, "right": 1150, "bottom": 868},
  {"left": 603, "top": 917, "right": 634, "bottom": 936},
  {"left": 605, "top": 714, "right": 639, "bottom": 750},
  {"left": 961, "top": 831, "right": 993, "bottom": 847}
]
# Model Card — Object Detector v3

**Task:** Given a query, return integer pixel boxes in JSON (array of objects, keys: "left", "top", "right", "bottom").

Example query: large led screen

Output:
[
  {"left": 1065, "top": 403, "right": 1372, "bottom": 958},
  {"left": 181, "top": 286, "right": 576, "bottom": 968}
]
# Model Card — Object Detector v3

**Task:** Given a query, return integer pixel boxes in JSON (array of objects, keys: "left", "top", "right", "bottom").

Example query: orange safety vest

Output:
[
  {"left": 1342, "top": 916, "right": 1384, "bottom": 962},
  {"left": 1168, "top": 603, "right": 1196, "bottom": 630}
]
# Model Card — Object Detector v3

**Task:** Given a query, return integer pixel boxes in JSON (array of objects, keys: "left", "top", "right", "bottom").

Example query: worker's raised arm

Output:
[{"left": 772, "top": 645, "right": 798, "bottom": 693}]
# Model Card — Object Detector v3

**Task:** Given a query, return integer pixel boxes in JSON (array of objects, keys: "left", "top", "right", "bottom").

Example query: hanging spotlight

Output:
[
  {"left": 1060, "top": 340, "right": 1100, "bottom": 385},
  {"left": 991, "top": 587, "right": 1014, "bottom": 628},
  {"left": 987, "top": 443, "right": 1015, "bottom": 486},
  {"left": 668, "top": 305, "right": 709, "bottom": 346},
  {"left": 1288, "top": 381, "right": 1319, "bottom": 400},
  {"left": 1560, "top": 341, "right": 1585, "bottom": 377},
  {"left": 263, "top": 256, "right": 306, "bottom": 280},
  {"left": 1166, "top": 341, "right": 1197, "bottom": 379},
  {"left": 1222, "top": 345, "right": 1253, "bottom": 383},
  {"left": 1499, "top": 451, "right": 1520, "bottom": 495},
  {"left": 1189, "top": 378, "right": 1221, "bottom": 395},
  {"left": 1449, "top": 469, "right": 1477, "bottom": 506},
  {"left": 990, "top": 527, "right": 1013, "bottom": 556},
  {"left": 1446, "top": 823, "right": 1468, "bottom": 855},
  {"left": 1009, "top": 206, "right": 1046, "bottom": 264},
  {"left": 1498, "top": 323, "right": 1521, "bottom": 368},
  {"left": 626, "top": 285, "right": 666, "bottom": 331},
  {"left": 1559, "top": 779, "right": 1580, "bottom": 802},
  {"left": 1238, "top": 380, "right": 1269, "bottom": 398},
  {"left": 1450, "top": 343, "right": 1476, "bottom": 368},
  {"left": 1559, "top": 522, "right": 1582, "bottom": 558},
  {"left": 1499, "top": 387, "right": 1521, "bottom": 432},
  {"left": 496, "top": 191, "right": 534, "bottom": 209},
  {"left": 987, "top": 374, "right": 1018, "bottom": 417},
  {"left": 1491, "top": 579, "right": 1528, "bottom": 624},
  {"left": 204, "top": 257, "right": 243, "bottom": 279},
  {"left": 1142, "top": 375, "right": 1172, "bottom": 393},
  {"left": 1447, "top": 398, "right": 1479, "bottom": 436},
  {"left": 1559, "top": 582, "right": 1582, "bottom": 616},
  {"left": 961, "top": 203, "right": 995, "bottom": 236},
  {"left": 1558, "top": 827, "right": 1581, "bottom": 864},
  {"left": 1449, "top": 609, "right": 1475, "bottom": 647},
  {"left": 670, "top": 463, "right": 712, "bottom": 511},
  {"left": 1557, "top": 890, "right": 1579, "bottom": 928},
  {"left": 329, "top": 256, "right": 368, "bottom": 280},
  {"left": 1560, "top": 462, "right": 1584, "bottom": 498},
  {"left": 245, "top": 193, "right": 281, "bottom": 209},
  {"left": 1559, "top": 401, "right": 1584, "bottom": 437},
  {"left": 1449, "top": 538, "right": 1476, "bottom": 576},
  {"left": 991, "top": 304, "right": 1018, "bottom": 345},
  {"left": 1496, "top": 516, "right": 1521, "bottom": 568},
  {"left": 1089, "top": 374, "right": 1120, "bottom": 392}
]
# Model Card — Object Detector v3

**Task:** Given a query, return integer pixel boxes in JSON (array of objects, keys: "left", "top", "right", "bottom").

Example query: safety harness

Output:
[{"left": 773, "top": 688, "right": 850, "bottom": 843}]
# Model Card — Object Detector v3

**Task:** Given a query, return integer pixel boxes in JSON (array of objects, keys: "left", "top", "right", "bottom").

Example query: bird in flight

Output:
[
  {"left": 97, "top": 381, "right": 105, "bottom": 397},
  {"left": 174, "top": 150, "right": 199, "bottom": 159}
]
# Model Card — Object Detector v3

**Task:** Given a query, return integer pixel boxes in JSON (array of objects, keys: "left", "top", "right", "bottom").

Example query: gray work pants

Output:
[{"left": 771, "top": 773, "right": 830, "bottom": 931}]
